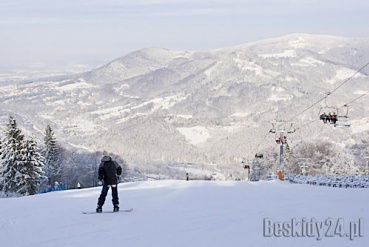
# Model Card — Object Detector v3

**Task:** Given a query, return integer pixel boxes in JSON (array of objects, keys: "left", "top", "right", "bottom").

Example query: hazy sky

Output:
[{"left": 1, "top": 0, "right": 369, "bottom": 72}]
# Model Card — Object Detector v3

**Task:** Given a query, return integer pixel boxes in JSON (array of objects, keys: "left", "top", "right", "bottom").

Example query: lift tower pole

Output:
[
  {"left": 270, "top": 122, "right": 295, "bottom": 177},
  {"left": 280, "top": 138, "right": 284, "bottom": 174}
]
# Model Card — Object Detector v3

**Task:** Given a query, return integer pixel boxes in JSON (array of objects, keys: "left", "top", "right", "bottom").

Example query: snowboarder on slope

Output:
[{"left": 96, "top": 156, "right": 122, "bottom": 213}]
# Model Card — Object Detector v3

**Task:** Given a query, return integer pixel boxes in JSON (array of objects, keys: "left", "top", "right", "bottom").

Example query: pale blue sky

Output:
[{"left": 1, "top": 0, "right": 368, "bottom": 71}]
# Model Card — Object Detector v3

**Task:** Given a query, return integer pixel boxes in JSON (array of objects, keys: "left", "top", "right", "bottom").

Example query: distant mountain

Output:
[{"left": 1, "top": 34, "right": 369, "bottom": 168}]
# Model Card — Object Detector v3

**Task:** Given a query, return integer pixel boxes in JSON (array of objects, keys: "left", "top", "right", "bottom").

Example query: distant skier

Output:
[
  {"left": 186, "top": 173, "right": 189, "bottom": 181},
  {"left": 96, "top": 156, "right": 122, "bottom": 213}
]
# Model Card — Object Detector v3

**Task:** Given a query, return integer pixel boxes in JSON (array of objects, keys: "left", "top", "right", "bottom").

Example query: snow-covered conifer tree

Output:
[
  {"left": 0, "top": 116, "right": 24, "bottom": 195},
  {"left": 43, "top": 124, "right": 60, "bottom": 186},
  {"left": 17, "top": 139, "right": 45, "bottom": 195},
  {"left": 284, "top": 141, "right": 300, "bottom": 174}
]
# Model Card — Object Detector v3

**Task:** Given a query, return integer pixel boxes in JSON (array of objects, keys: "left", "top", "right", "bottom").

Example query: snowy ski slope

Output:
[{"left": 0, "top": 180, "right": 368, "bottom": 247}]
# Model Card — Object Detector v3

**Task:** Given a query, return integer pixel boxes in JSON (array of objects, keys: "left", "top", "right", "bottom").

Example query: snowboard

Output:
[{"left": 82, "top": 208, "right": 133, "bottom": 214}]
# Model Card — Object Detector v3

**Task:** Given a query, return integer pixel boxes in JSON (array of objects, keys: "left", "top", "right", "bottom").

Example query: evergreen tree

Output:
[
  {"left": 0, "top": 116, "right": 24, "bottom": 195},
  {"left": 43, "top": 124, "right": 60, "bottom": 186},
  {"left": 284, "top": 141, "right": 299, "bottom": 174},
  {"left": 17, "top": 139, "right": 44, "bottom": 195}
]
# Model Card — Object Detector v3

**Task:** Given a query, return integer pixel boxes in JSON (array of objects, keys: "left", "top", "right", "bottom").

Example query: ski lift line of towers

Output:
[
  {"left": 253, "top": 100, "right": 354, "bottom": 179},
  {"left": 244, "top": 101, "right": 354, "bottom": 180},
  {"left": 249, "top": 102, "right": 354, "bottom": 180},
  {"left": 243, "top": 63, "right": 369, "bottom": 180}
]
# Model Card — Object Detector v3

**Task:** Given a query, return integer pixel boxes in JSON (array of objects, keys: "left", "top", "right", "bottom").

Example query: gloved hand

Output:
[{"left": 98, "top": 180, "right": 103, "bottom": 186}]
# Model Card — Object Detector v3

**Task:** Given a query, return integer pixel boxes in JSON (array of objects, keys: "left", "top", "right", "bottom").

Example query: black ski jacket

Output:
[{"left": 98, "top": 156, "right": 122, "bottom": 185}]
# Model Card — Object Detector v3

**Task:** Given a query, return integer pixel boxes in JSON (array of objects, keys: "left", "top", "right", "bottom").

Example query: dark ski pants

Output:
[{"left": 97, "top": 184, "right": 119, "bottom": 206}]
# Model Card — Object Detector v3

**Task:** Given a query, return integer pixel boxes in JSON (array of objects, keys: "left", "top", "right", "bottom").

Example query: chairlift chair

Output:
[
  {"left": 334, "top": 105, "right": 351, "bottom": 127},
  {"left": 334, "top": 115, "right": 351, "bottom": 127},
  {"left": 318, "top": 96, "right": 339, "bottom": 125}
]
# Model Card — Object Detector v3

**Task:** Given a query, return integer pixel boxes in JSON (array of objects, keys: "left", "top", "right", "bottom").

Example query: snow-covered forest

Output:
[{"left": 0, "top": 115, "right": 129, "bottom": 197}]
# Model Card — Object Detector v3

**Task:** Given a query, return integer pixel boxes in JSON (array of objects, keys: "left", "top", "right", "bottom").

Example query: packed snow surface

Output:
[{"left": 0, "top": 180, "right": 368, "bottom": 247}]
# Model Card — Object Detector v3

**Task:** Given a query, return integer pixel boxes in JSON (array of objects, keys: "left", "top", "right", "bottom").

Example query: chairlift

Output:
[{"left": 318, "top": 97, "right": 338, "bottom": 125}]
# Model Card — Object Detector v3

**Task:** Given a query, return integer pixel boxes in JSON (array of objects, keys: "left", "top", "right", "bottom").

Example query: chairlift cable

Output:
[
  {"left": 340, "top": 91, "right": 369, "bottom": 108},
  {"left": 330, "top": 62, "right": 369, "bottom": 95},
  {"left": 284, "top": 97, "right": 327, "bottom": 125},
  {"left": 249, "top": 63, "right": 368, "bottom": 158},
  {"left": 294, "top": 119, "right": 316, "bottom": 131},
  {"left": 283, "top": 62, "right": 369, "bottom": 127},
  {"left": 256, "top": 131, "right": 270, "bottom": 150}
]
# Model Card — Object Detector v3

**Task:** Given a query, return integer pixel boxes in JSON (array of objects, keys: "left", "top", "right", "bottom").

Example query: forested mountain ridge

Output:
[{"left": 1, "top": 34, "right": 368, "bottom": 173}]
